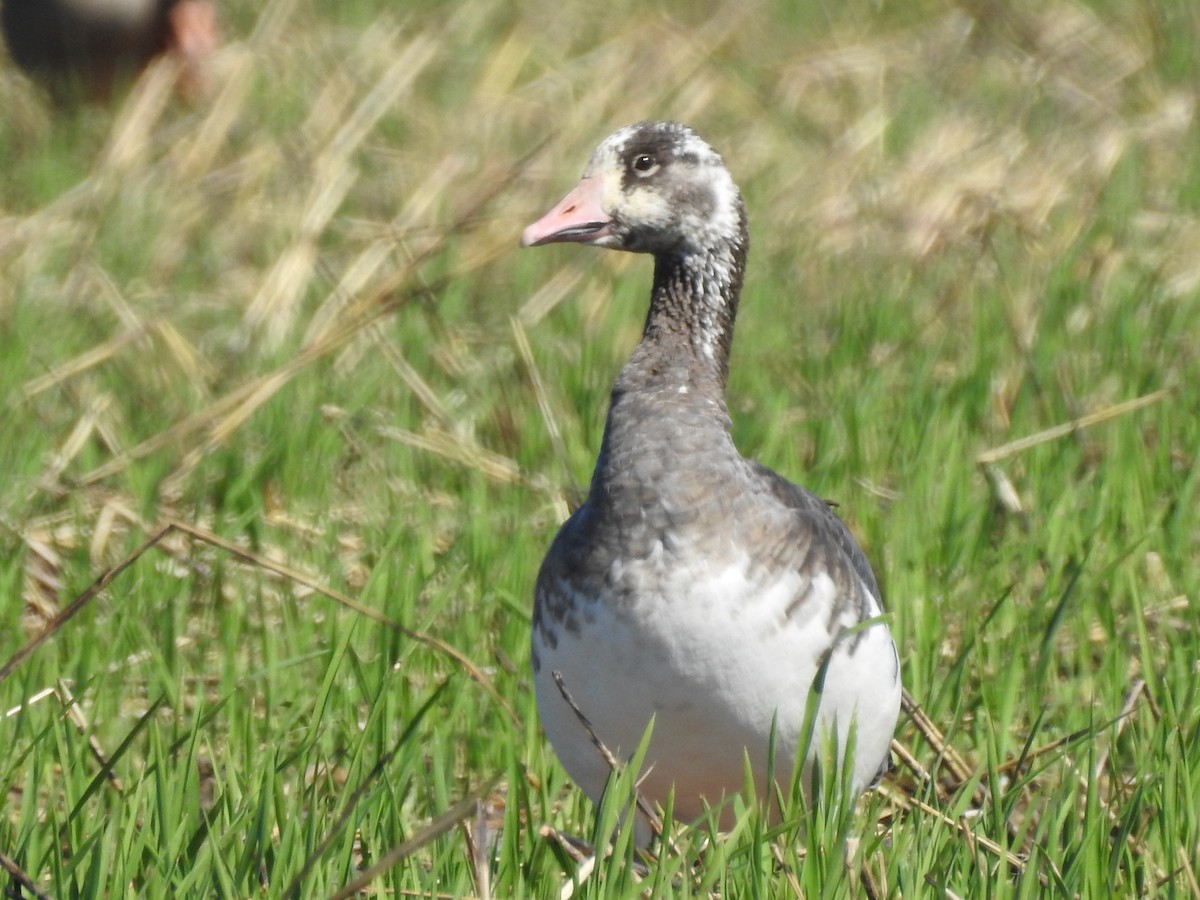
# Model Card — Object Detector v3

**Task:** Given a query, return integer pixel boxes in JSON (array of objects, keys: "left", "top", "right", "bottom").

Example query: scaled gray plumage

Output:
[{"left": 522, "top": 121, "right": 902, "bottom": 840}]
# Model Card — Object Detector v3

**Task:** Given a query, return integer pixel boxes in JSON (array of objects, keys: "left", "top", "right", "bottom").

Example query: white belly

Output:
[{"left": 533, "top": 550, "right": 901, "bottom": 829}]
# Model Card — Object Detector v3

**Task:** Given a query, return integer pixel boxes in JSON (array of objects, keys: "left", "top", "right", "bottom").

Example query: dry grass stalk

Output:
[
  {"left": 901, "top": 690, "right": 975, "bottom": 790},
  {"left": 243, "top": 32, "right": 439, "bottom": 348},
  {"left": 379, "top": 425, "right": 522, "bottom": 486},
  {"left": 57, "top": 679, "right": 126, "bottom": 793},
  {"left": 172, "top": 44, "right": 257, "bottom": 177},
  {"left": 511, "top": 316, "right": 576, "bottom": 502},
  {"left": 0, "top": 848, "right": 52, "bottom": 900},
  {"left": 977, "top": 388, "right": 1174, "bottom": 465},
  {"left": 40, "top": 392, "right": 117, "bottom": 492},
  {"left": 551, "top": 670, "right": 665, "bottom": 842},
  {"left": 883, "top": 676, "right": 1179, "bottom": 889},
  {"left": 373, "top": 329, "right": 456, "bottom": 431},
  {"left": 21, "top": 327, "right": 148, "bottom": 400},
  {"left": 0, "top": 526, "right": 172, "bottom": 684},
  {"left": 517, "top": 268, "right": 584, "bottom": 327},
  {"left": 327, "top": 774, "right": 501, "bottom": 900},
  {"left": 21, "top": 535, "right": 64, "bottom": 634},
  {"left": 878, "top": 784, "right": 1030, "bottom": 876},
  {"left": 463, "top": 799, "right": 494, "bottom": 900},
  {"left": 64, "top": 134, "right": 540, "bottom": 494},
  {"left": 1177, "top": 847, "right": 1200, "bottom": 900},
  {"left": 99, "top": 59, "right": 176, "bottom": 171},
  {"left": 5, "top": 518, "right": 520, "bottom": 730}
]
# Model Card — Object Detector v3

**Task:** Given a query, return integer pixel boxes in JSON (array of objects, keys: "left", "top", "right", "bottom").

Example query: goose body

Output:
[
  {"left": 1, "top": 0, "right": 216, "bottom": 100},
  {"left": 523, "top": 121, "right": 901, "bottom": 836}
]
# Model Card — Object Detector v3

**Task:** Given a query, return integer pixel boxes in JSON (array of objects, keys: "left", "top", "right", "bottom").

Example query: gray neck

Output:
[
  {"left": 589, "top": 209, "right": 749, "bottom": 506},
  {"left": 621, "top": 206, "right": 748, "bottom": 400}
]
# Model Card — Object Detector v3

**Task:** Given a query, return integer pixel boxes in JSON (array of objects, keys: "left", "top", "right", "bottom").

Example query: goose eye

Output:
[{"left": 631, "top": 153, "right": 658, "bottom": 175}]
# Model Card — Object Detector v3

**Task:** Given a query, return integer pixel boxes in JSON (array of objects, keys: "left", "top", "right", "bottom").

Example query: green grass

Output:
[{"left": 2, "top": 0, "right": 1199, "bottom": 896}]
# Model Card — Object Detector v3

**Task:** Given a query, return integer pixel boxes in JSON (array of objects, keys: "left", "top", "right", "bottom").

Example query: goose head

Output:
[{"left": 521, "top": 121, "right": 745, "bottom": 258}]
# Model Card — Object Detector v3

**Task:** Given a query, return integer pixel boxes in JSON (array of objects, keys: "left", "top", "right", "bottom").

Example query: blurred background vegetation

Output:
[{"left": 1, "top": 0, "right": 1198, "bottom": 896}]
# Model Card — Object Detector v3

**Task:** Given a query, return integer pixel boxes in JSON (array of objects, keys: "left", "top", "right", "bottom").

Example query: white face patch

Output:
[
  {"left": 573, "top": 123, "right": 749, "bottom": 366},
  {"left": 579, "top": 123, "right": 744, "bottom": 259}
]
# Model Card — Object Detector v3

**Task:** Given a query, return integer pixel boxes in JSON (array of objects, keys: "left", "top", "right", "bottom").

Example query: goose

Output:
[
  {"left": 522, "top": 121, "right": 902, "bottom": 839},
  {"left": 1, "top": 0, "right": 217, "bottom": 100}
]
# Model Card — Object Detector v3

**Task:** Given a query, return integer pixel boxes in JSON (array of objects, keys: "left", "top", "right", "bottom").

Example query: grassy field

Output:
[{"left": 1, "top": 0, "right": 1199, "bottom": 896}]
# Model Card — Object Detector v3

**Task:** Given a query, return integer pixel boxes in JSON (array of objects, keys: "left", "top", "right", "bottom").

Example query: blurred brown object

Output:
[{"left": 0, "top": 0, "right": 218, "bottom": 101}]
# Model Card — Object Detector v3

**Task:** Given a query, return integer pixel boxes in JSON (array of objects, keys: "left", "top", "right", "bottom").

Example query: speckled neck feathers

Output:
[
  {"left": 597, "top": 201, "right": 748, "bottom": 512},
  {"left": 635, "top": 204, "right": 748, "bottom": 394}
]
